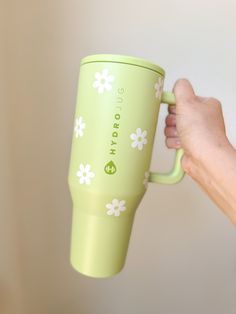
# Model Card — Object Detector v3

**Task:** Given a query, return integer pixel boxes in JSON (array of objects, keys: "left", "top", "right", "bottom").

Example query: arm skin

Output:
[{"left": 165, "top": 79, "right": 236, "bottom": 226}]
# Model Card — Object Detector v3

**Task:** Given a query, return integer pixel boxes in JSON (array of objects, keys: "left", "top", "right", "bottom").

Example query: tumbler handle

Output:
[{"left": 148, "top": 91, "right": 185, "bottom": 184}]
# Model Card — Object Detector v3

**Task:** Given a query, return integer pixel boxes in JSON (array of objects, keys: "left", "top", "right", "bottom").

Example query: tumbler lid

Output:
[
  {"left": 81, "top": 54, "right": 165, "bottom": 76},
  {"left": 70, "top": 208, "right": 135, "bottom": 278}
]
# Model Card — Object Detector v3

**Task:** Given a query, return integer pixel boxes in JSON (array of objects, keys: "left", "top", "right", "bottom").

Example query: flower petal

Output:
[
  {"left": 76, "top": 170, "right": 82, "bottom": 177},
  {"left": 79, "top": 177, "right": 85, "bottom": 184},
  {"left": 79, "top": 164, "right": 84, "bottom": 171},
  {"left": 114, "top": 210, "right": 120, "bottom": 217},
  {"left": 112, "top": 199, "right": 119, "bottom": 206},
  {"left": 84, "top": 164, "right": 91, "bottom": 172},
  {"left": 107, "top": 75, "right": 114, "bottom": 82},
  {"left": 95, "top": 72, "right": 101, "bottom": 80},
  {"left": 143, "top": 138, "right": 148, "bottom": 145},
  {"left": 130, "top": 133, "right": 137, "bottom": 140},
  {"left": 119, "top": 206, "right": 126, "bottom": 212},
  {"left": 119, "top": 200, "right": 125, "bottom": 206},
  {"left": 106, "top": 203, "right": 113, "bottom": 210},
  {"left": 84, "top": 177, "right": 91, "bottom": 185},
  {"left": 107, "top": 209, "right": 114, "bottom": 216},
  {"left": 138, "top": 143, "right": 143, "bottom": 150},
  {"left": 102, "top": 69, "right": 109, "bottom": 77},
  {"left": 74, "top": 129, "right": 79, "bottom": 138},
  {"left": 98, "top": 85, "right": 105, "bottom": 94},
  {"left": 136, "top": 128, "right": 142, "bottom": 135},
  {"left": 142, "top": 130, "right": 147, "bottom": 137},
  {"left": 88, "top": 171, "right": 95, "bottom": 178},
  {"left": 131, "top": 140, "right": 138, "bottom": 148}
]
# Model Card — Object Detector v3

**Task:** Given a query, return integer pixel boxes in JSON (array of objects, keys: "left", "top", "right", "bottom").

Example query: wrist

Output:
[
  {"left": 182, "top": 136, "right": 235, "bottom": 181},
  {"left": 183, "top": 137, "right": 236, "bottom": 226}
]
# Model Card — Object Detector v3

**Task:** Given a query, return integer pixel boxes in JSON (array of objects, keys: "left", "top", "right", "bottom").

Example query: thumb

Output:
[{"left": 173, "top": 79, "right": 196, "bottom": 103}]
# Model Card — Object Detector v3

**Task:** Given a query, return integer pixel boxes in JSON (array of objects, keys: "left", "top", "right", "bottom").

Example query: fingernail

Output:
[
  {"left": 175, "top": 139, "right": 181, "bottom": 147},
  {"left": 173, "top": 129, "right": 178, "bottom": 136}
]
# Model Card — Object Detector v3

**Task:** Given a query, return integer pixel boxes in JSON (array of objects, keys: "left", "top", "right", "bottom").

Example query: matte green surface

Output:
[
  {"left": 81, "top": 54, "right": 165, "bottom": 76},
  {"left": 68, "top": 54, "right": 185, "bottom": 278}
]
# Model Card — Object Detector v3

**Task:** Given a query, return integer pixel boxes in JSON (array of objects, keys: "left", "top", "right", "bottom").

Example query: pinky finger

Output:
[
  {"left": 165, "top": 137, "right": 181, "bottom": 149},
  {"left": 168, "top": 106, "right": 176, "bottom": 114}
]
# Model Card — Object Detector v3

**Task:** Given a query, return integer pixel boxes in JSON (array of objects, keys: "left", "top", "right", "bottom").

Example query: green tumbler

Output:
[{"left": 68, "top": 54, "right": 185, "bottom": 278}]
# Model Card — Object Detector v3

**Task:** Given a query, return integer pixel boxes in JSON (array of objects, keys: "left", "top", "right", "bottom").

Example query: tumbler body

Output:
[{"left": 68, "top": 54, "right": 164, "bottom": 278}]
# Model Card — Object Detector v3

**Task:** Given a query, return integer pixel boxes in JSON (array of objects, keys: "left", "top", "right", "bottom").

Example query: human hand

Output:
[
  {"left": 165, "top": 79, "right": 228, "bottom": 175},
  {"left": 165, "top": 79, "right": 236, "bottom": 225}
]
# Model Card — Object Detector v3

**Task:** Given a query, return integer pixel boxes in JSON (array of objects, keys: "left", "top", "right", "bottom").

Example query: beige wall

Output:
[
  {"left": 0, "top": 4, "right": 24, "bottom": 314},
  {"left": 2, "top": 0, "right": 236, "bottom": 313}
]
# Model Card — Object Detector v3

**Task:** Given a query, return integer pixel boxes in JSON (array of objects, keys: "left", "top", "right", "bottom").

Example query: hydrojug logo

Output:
[
  {"left": 109, "top": 87, "right": 125, "bottom": 157},
  {"left": 104, "top": 160, "right": 117, "bottom": 175},
  {"left": 109, "top": 112, "right": 120, "bottom": 156},
  {"left": 104, "top": 87, "right": 125, "bottom": 175}
]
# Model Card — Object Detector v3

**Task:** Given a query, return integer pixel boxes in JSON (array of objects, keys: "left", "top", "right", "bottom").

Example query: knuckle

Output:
[
  {"left": 165, "top": 138, "right": 170, "bottom": 148},
  {"left": 175, "top": 78, "right": 189, "bottom": 87},
  {"left": 165, "top": 114, "right": 176, "bottom": 126},
  {"left": 165, "top": 137, "right": 173, "bottom": 149},
  {"left": 188, "top": 95, "right": 198, "bottom": 104},
  {"left": 164, "top": 127, "right": 169, "bottom": 137},
  {"left": 208, "top": 97, "right": 221, "bottom": 106},
  {"left": 165, "top": 115, "right": 169, "bottom": 124},
  {"left": 165, "top": 126, "right": 177, "bottom": 137},
  {"left": 180, "top": 95, "right": 197, "bottom": 107}
]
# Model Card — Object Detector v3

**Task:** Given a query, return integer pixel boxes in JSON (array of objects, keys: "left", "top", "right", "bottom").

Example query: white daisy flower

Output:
[
  {"left": 154, "top": 77, "right": 164, "bottom": 100},
  {"left": 76, "top": 163, "right": 95, "bottom": 185},
  {"left": 130, "top": 128, "right": 148, "bottom": 151},
  {"left": 74, "top": 116, "right": 86, "bottom": 138},
  {"left": 92, "top": 68, "right": 115, "bottom": 94},
  {"left": 106, "top": 199, "right": 126, "bottom": 217},
  {"left": 143, "top": 171, "right": 149, "bottom": 189}
]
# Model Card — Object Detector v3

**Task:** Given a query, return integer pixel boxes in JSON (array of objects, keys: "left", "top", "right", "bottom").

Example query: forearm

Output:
[{"left": 186, "top": 139, "right": 236, "bottom": 226}]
